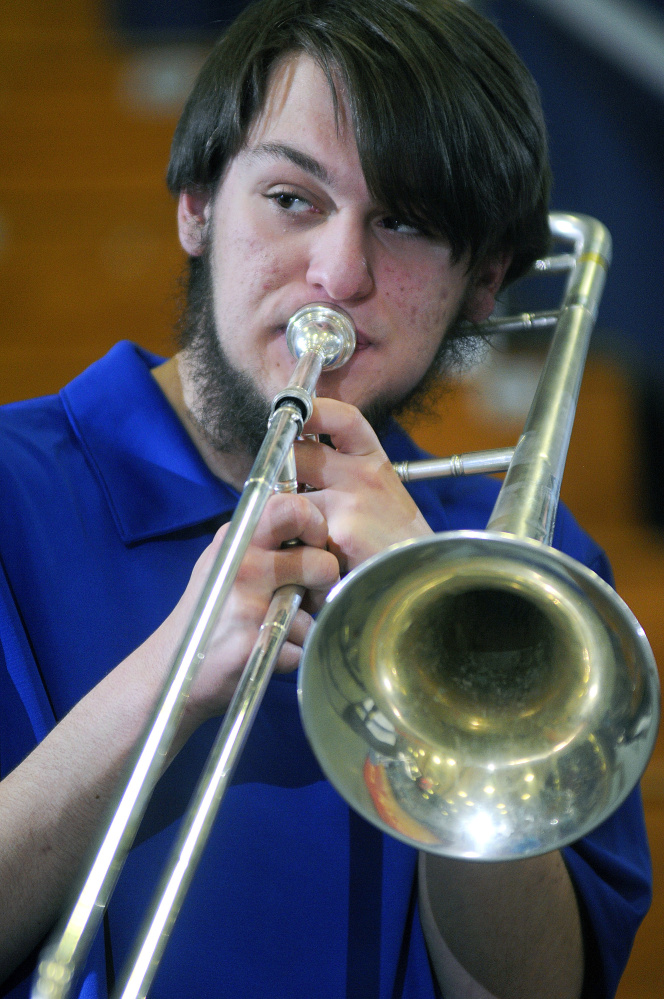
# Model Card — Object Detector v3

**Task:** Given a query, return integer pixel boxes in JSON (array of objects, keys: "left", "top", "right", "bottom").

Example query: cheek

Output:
[
  {"left": 381, "top": 262, "right": 457, "bottom": 351},
  {"left": 383, "top": 259, "right": 454, "bottom": 315},
  {"left": 253, "top": 243, "right": 287, "bottom": 293},
  {"left": 212, "top": 233, "right": 288, "bottom": 309}
]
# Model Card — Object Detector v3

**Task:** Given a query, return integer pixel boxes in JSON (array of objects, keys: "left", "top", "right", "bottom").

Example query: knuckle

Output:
[
  {"left": 271, "top": 490, "right": 309, "bottom": 528},
  {"left": 310, "top": 549, "right": 341, "bottom": 588},
  {"left": 234, "top": 548, "right": 275, "bottom": 590},
  {"left": 348, "top": 405, "right": 366, "bottom": 432},
  {"left": 275, "top": 642, "right": 302, "bottom": 673}
]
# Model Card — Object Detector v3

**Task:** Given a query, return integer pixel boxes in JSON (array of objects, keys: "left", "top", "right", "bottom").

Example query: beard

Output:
[{"left": 177, "top": 252, "right": 477, "bottom": 461}]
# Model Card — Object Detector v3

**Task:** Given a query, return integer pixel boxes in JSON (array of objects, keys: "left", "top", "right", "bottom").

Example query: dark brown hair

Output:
[{"left": 167, "top": 0, "right": 551, "bottom": 286}]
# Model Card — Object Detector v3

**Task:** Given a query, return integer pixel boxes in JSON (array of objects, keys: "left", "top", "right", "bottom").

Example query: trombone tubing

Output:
[
  {"left": 33, "top": 214, "right": 607, "bottom": 998},
  {"left": 109, "top": 453, "right": 519, "bottom": 999},
  {"left": 488, "top": 213, "right": 611, "bottom": 544},
  {"left": 32, "top": 349, "right": 328, "bottom": 999},
  {"left": 111, "top": 214, "right": 612, "bottom": 995},
  {"left": 393, "top": 448, "right": 514, "bottom": 482}
]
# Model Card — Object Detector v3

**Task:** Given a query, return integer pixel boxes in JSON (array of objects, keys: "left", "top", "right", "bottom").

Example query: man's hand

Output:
[
  {"left": 293, "top": 398, "right": 432, "bottom": 575},
  {"left": 145, "top": 491, "right": 340, "bottom": 733},
  {"left": 0, "top": 491, "right": 338, "bottom": 980}
]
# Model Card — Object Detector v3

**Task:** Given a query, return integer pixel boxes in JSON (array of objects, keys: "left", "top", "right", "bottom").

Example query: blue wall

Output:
[{"left": 486, "top": 1, "right": 664, "bottom": 380}]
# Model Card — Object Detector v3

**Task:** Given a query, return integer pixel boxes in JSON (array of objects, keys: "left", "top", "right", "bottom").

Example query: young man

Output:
[{"left": 0, "top": 1, "right": 651, "bottom": 997}]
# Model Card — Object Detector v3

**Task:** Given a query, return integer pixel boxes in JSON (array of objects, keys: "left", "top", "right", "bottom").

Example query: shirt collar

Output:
[
  {"left": 60, "top": 341, "right": 240, "bottom": 544},
  {"left": 59, "top": 340, "right": 451, "bottom": 544}
]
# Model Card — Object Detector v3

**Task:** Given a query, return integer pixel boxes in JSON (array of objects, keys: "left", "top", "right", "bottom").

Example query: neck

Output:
[{"left": 151, "top": 355, "right": 254, "bottom": 491}]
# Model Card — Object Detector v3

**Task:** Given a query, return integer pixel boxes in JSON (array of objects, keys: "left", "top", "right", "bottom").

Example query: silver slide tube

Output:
[{"left": 32, "top": 304, "right": 356, "bottom": 999}]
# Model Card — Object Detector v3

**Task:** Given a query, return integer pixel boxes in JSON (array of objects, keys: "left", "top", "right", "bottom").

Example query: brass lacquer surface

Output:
[
  {"left": 300, "top": 531, "right": 658, "bottom": 858},
  {"left": 299, "top": 214, "right": 659, "bottom": 860}
]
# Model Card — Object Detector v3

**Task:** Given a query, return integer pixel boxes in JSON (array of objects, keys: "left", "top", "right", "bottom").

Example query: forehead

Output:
[{"left": 246, "top": 52, "right": 353, "bottom": 149}]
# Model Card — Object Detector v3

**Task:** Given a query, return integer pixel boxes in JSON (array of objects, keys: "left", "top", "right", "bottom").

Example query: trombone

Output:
[{"left": 33, "top": 214, "right": 660, "bottom": 999}]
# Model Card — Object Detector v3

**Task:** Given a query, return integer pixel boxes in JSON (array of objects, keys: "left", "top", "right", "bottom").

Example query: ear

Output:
[
  {"left": 462, "top": 249, "right": 513, "bottom": 323},
  {"left": 177, "top": 189, "right": 212, "bottom": 257}
]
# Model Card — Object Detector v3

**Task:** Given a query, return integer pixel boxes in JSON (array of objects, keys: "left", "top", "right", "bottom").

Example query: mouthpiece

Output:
[{"left": 285, "top": 303, "right": 356, "bottom": 370}]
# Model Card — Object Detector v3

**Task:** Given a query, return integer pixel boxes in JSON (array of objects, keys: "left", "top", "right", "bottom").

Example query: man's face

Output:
[{"left": 179, "top": 54, "right": 492, "bottom": 441}]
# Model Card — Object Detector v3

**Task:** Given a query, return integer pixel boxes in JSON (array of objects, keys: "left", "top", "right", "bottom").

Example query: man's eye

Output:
[
  {"left": 379, "top": 216, "right": 423, "bottom": 236},
  {"left": 269, "top": 191, "right": 312, "bottom": 212}
]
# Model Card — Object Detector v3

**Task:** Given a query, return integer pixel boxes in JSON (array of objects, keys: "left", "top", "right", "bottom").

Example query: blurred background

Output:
[{"left": 0, "top": 0, "right": 662, "bottom": 995}]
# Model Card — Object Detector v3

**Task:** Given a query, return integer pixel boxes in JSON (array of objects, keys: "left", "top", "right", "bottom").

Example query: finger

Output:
[
  {"left": 273, "top": 640, "right": 306, "bottom": 674},
  {"left": 265, "top": 608, "right": 314, "bottom": 674},
  {"left": 301, "top": 586, "right": 332, "bottom": 617},
  {"left": 251, "top": 491, "right": 330, "bottom": 551},
  {"left": 296, "top": 400, "right": 396, "bottom": 494},
  {"left": 294, "top": 432, "right": 396, "bottom": 497},
  {"left": 272, "top": 544, "right": 340, "bottom": 594},
  {"left": 282, "top": 606, "right": 314, "bottom": 649},
  {"left": 302, "top": 397, "right": 384, "bottom": 456},
  {"left": 231, "top": 605, "right": 313, "bottom": 677}
]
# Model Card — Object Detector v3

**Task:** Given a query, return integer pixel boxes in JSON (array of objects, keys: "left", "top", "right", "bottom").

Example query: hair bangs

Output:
[{"left": 168, "top": 0, "right": 551, "bottom": 286}]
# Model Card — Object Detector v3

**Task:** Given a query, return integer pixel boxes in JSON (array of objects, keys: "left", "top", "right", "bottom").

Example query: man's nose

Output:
[{"left": 305, "top": 214, "right": 374, "bottom": 302}]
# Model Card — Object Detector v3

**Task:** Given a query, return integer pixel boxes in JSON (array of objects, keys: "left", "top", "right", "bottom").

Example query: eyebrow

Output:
[{"left": 246, "top": 142, "right": 333, "bottom": 185}]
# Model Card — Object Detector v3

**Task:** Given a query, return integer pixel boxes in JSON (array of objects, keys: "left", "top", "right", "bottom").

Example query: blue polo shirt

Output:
[{"left": 0, "top": 342, "right": 652, "bottom": 998}]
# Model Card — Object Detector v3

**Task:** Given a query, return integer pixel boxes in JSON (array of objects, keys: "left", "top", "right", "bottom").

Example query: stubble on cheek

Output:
[
  {"left": 211, "top": 231, "right": 290, "bottom": 382},
  {"left": 371, "top": 264, "right": 476, "bottom": 429},
  {"left": 383, "top": 255, "right": 457, "bottom": 341},
  {"left": 397, "top": 270, "right": 457, "bottom": 374}
]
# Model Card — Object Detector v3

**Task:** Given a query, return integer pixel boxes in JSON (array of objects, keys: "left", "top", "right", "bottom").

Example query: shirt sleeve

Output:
[
  {"left": 552, "top": 507, "right": 653, "bottom": 997},
  {"left": 405, "top": 468, "right": 654, "bottom": 999},
  {"left": 0, "top": 554, "right": 56, "bottom": 778},
  {"left": 563, "top": 788, "right": 652, "bottom": 998}
]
